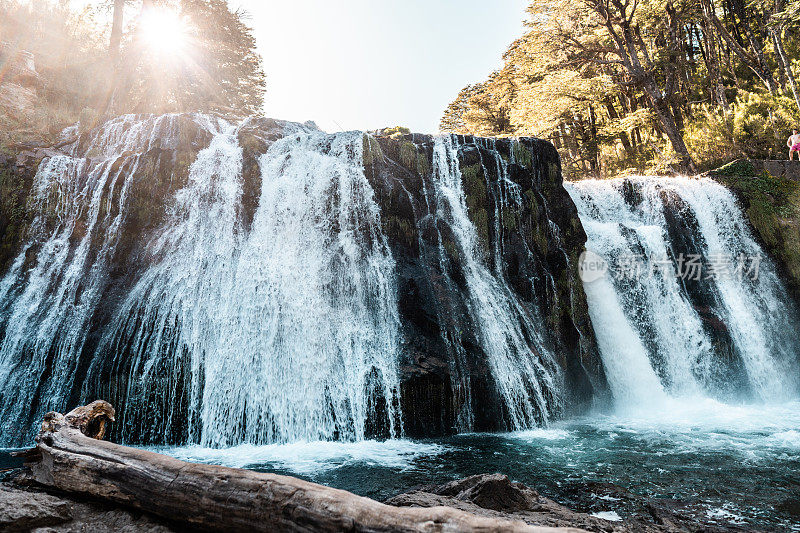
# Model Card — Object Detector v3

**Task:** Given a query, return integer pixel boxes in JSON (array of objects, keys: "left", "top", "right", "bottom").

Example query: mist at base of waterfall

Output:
[{"left": 131, "top": 399, "right": 800, "bottom": 530}]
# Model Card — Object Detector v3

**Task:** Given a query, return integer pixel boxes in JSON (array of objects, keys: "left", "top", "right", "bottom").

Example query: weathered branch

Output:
[{"left": 14, "top": 402, "right": 583, "bottom": 533}]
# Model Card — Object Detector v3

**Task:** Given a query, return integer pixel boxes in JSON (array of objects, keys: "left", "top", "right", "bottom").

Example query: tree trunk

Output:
[
  {"left": 587, "top": 0, "right": 697, "bottom": 173},
  {"left": 106, "top": 0, "right": 156, "bottom": 115},
  {"left": 703, "top": 0, "right": 777, "bottom": 95},
  {"left": 700, "top": 3, "right": 730, "bottom": 112},
  {"left": 14, "top": 402, "right": 574, "bottom": 533},
  {"left": 644, "top": 81, "right": 697, "bottom": 174},
  {"left": 604, "top": 101, "right": 634, "bottom": 157},
  {"left": 772, "top": 28, "right": 800, "bottom": 114},
  {"left": 109, "top": 0, "right": 125, "bottom": 64}
]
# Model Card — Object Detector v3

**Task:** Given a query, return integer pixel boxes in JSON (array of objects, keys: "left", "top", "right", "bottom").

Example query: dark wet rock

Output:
[
  {"left": 387, "top": 474, "right": 761, "bottom": 533},
  {"left": 366, "top": 132, "right": 609, "bottom": 436},
  {"left": 426, "top": 473, "right": 538, "bottom": 512},
  {"left": 0, "top": 482, "right": 178, "bottom": 532},
  {"left": 620, "top": 179, "right": 643, "bottom": 209},
  {"left": 657, "top": 188, "right": 750, "bottom": 397},
  {"left": 710, "top": 168, "right": 800, "bottom": 307},
  {"left": 386, "top": 474, "right": 625, "bottom": 531},
  {"left": 0, "top": 145, "right": 43, "bottom": 274}
]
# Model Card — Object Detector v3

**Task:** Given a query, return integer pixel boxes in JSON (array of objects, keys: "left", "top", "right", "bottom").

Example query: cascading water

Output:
[
  {"left": 430, "top": 136, "right": 562, "bottom": 428},
  {"left": 3, "top": 118, "right": 800, "bottom": 528},
  {"left": 0, "top": 114, "right": 576, "bottom": 445},
  {"left": 90, "top": 128, "right": 403, "bottom": 446},
  {"left": 567, "top": 176, "right": 800, "bottom": 407},
  {"left": 0, "top": 115, "right": 403, "bottom": 446},
  {"left": 0, "top": 114, "right": 185, "bottom": 440}
]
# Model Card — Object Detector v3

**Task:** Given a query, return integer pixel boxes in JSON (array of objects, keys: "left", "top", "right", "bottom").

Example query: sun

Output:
[{"left": 140, "top": 8, "right": 187, "bottom": 54}]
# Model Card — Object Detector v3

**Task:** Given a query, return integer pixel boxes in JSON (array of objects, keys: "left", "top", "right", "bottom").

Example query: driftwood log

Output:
[{"left": 15, "top": 401, "right": 585, "bottom": 533}]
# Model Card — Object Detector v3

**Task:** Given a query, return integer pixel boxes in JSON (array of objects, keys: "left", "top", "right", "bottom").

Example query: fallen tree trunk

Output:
[{"left": 15, "top": 401, "right": 583, "bottom": 533}]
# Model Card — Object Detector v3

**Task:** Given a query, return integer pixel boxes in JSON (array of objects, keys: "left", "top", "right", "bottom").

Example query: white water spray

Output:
[
  {"left": 567, "top": 176, "right": 800, "bottom": 407},
  {"left": 86, "top": 126, "right": 402, "bottom": 445},
  {"left": 431, "top": 136, "right": 562, "bottom": 428},
  {"left": 0, "top": 115, "right": 183, "bottom": 438}
]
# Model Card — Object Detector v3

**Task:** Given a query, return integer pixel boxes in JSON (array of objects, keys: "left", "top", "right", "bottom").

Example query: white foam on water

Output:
[
  {"left": 705, "top": 505, "right": 747, "bottom": 524},
  {"left": 591, "top": 511, "right": 622, "bottom": 521},
  {"left": 582, "top": 398, "right": 800, "bottom": 458},
  {"left": 156, "top": 439, "right": 445, "bottom": 475},
  {"left": 509, "top": 428, "right": 571, "bottom": 441},
  {"left": 768, "top": 430, "right": 800, "bottom": 447}
]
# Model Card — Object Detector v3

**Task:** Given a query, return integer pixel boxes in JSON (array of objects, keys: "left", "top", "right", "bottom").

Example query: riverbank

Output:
[
  {"left": 0, "top": 470, "right": 754, "bottom": 533},
  {"left": 4, "top": 398, "right": 798, "bottom": 531}
]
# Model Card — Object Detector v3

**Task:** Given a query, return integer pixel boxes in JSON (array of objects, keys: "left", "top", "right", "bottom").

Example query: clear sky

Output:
[{"left": 233, "top": 0, "right": 529, "bottom": 133}]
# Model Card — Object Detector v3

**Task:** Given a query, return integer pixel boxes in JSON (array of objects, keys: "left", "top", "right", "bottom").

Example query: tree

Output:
[
  {"left": 702, "top": 0, "right": 778, "bottom": 96},
  {"left": 442, "top": 0, "right": 800, "bottom": 177},
  {"left": 110, "top": 0, "right": 265, "bottom": 116},
  {"left": 770, "top": 0, "right": 800, "bottom": 113},
  {"left": 440, "top": 72, "right": 515, "bottom": 136},
  {"left": 581, "top": 0, "right": 696, "bottom": 173},
  {"left": 176, "top": 0, "right": 265, "bottom": 115},
  {"left": 109, "top": 0, "right": 125, "bottom": 63}
]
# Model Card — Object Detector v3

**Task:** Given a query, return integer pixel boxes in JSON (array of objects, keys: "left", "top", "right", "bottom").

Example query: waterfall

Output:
[
  {"left": 0, "top": 116, "right": 402, "bottom": 446},
  {"left": 430, "top": 136, "right": 562, "bottom": 428},
  {"left": 0, "top": 114, "right": 185, "bottom": 441},
  {"left": 567, "top": 177, "right": 800, "bottom": 407}
]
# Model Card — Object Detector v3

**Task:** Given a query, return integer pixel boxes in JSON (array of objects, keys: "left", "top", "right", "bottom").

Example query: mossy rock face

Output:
[
  {"left": 379, "top": 126, "right": 411, "bottom": 140},
  {"left": 0, "top": 159, "right": 37, "bottom": 273},
  {"left": 362, "top": 135, "right": 384, "bottom": 167},
  {"left": 366, "top": 131, "right": 609, "bottom": 434},
  {"left": 459, "top": 162, "right": 490, "bottom": 255},
  {"left": 710, "top": 159, "right": 757, "bottom": 178},
  {"left": 512, "top": 140, "right": 533, "bottom": 168},
  {"left": 399, "top": 141, "right": 418, "bottom": 171}
]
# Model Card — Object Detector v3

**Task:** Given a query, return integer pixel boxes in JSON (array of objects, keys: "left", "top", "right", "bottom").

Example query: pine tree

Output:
[{"left": 112, "top": 0, "right": 265, "bottom": 116}]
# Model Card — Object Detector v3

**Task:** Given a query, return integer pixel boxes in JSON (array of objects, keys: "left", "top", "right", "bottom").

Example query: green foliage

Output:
[
  {"left": 442, "top": 0, "right": 800, "bottom": 178},
  {"left": 440, "top": 77, "right": 514, "bottom": 136},
  {"left": 713, "top": 159, "right": 756, "bottom": 177},
  {"left": 382, "top": 126, "right": 411, "bottom": 139},
  {"left": 0, "top": 0, "right": 267, "bottom": 143},
  {"left": 716, "top": 171, "right": 799, "bottom": 219},
  {"left": 512, "top": 141, "right": 533, "bottom": 168},
  {"left": 684, "top": 92, "right": 800, "bottom": 170}
]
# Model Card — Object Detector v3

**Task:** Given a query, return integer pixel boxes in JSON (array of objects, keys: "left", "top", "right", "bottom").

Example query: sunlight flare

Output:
[{"left": 140, "top": 7, "right": 187, "bottom": 54}]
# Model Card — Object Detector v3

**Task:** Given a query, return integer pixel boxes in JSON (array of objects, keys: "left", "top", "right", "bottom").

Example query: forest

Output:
[
  {"left": 441, "top": 0, "right": 800, "bottom": 178},
  {"left": 0, "top": 0, "right": 265, "bottom": 147}
]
